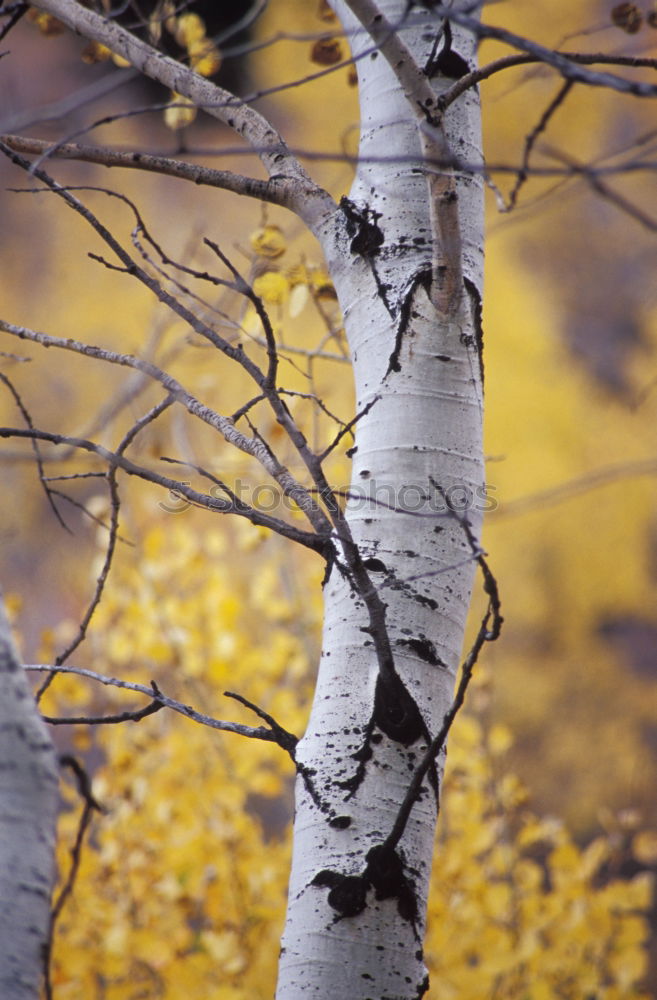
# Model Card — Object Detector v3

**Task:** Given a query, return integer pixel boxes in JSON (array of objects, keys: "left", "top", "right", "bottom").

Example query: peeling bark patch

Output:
[
  {"left": 386, "top": 265, "right": 432, "bottom": 375},
  {"left": 463, "top": 276, "right": 484, "bottom": 386}
]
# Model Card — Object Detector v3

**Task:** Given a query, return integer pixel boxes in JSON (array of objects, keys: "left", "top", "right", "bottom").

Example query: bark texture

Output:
[
  {"left": 0, "top": 597, "right": 58, "bottom": 1000},
  {"left": 276, "top": 3, "right": 485, "bottom": 998}
]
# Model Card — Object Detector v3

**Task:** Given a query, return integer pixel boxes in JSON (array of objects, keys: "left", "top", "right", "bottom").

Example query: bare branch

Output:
[
  {"left": 439, "top": 51, "right": 657, "bottom": 111},
  {"left": 26, "top": 665, "right": 299, "bottom": 751},
  {"left": 497, "top": 458, "right": 657, "bottom": 517},
  {"left": 0, "top": 1, "right": 26, "bottom": 43},
  {"left": 427, "top": 5, "right": 657, "bottom": 99},
  {"left": 42, "top": 700, "right": 164, "bottom": 726},
  {"left": 0, "top": 146, "right": 340, "bottom": 536},
  {"left": 0, "top": 424, "right": 327, "bottom": 554},
  {"left": 0, "top": 307, "right": 329, "bottom": 533},
  {"left": 503, "top": 80, "right": 573, "bottom": 210},
  {"left": 0, "top": 65, "right": 140, "bottom": 133},
  {"left": 544, "top": 144, "right": 657, "bottom": 232},
  {"left": 28, "top": 0, "right": 336, "bottom": 230},
  {"left": 0, "top": 134, "right": 300, "bottom": 210},
  {"left": 224, "top": 690, "right": 299, "bottom": 759},
  {"left": 36, "top": 395, "right": 176, "bottom": 704},
  {"left": 0, "top": 371, "right": 71, "bottom": 532},
  {"left": 317, "top": 394, "right": 379, "bottom": 462},
  {"left": 381, "top": 492, "right": 502, "bottom": 855}
]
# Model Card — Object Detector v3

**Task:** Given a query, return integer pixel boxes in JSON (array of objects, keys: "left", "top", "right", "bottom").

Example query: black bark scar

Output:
[
  {"left": 337, "top": 667, "right": 439, "bottom": 802},
  {"left": 340, "top": 196, "right": 393, "bottom": 313},
  {"left": 387, "top": 265, "right": 432, "bottom": 375},
  {"left": 463, "top": 276, "right": 484, "bottom": 386},
  {"left": 425, "top": 19, "right": 470, "bottom": 79},
  {"left": 373, "top": 671, "right": 424, "bottom": 746},
  {"left": 311, "top": 843, "right": 419, "bottom": 931},
  {"left": 397, "top": 636, "right": 447, "bottom": 669}
]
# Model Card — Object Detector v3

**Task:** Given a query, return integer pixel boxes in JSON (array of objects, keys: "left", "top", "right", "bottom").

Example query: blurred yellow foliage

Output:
[
  {"left": 164, "top": 93, "right": 198, "bottom": 132},
  {"left": 252, "top": 271, "right": 290, "bottom": 306},
  {"left": 250, "top": 225, "right": 288, "bottom": 260},
  {"left": 45, "top": 520, "right": 654, "bottom": 999}
]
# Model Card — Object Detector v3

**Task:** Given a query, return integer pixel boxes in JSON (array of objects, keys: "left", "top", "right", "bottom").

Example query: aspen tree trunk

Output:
[
  {"left": 276, "top": 3, "right": 484, "bottom": 997},
  {"left": 0, "top": 596, "right": 59, "bottom": 1000}
]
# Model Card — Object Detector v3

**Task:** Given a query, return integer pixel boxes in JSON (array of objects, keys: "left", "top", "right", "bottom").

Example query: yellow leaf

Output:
[
  {"left": 81, "top": 40, "right": 112, "bottom": 64},
  {"left": 287, "top": 263, "right": 309, "bottom": 286},
  {"left": 289, "top": 283, "right": 309, "bottom": 318},
  {"left": 191, "top": 45, "right": 222, "bottom": 77},
  {"left": 310, "top": 37, "right": 343, "bottom": 66},
  {"left": 176, "top": 12, "right": 206, "bottom": 46},
  {"left": 250, "top": 225, "right": 288, "bottom": 259},
  {"left": 633, "top": 829, "right": 657, "bottom": 864},
  {"left": 164, "top": 93, "right": 197, "bottom": 130},
  {"left": 27, "top": 10, "right": 64, "bottom": 35},
  {"left": 309, "top": 267, "right": 337, "bottom": 299},
  {"left": 253, "top": 271, "right": 290, "bottom": 305}
]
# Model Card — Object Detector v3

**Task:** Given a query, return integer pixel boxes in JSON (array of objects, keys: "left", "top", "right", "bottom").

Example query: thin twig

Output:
[
  {"left": 317, "top": 395, "right": 380, "bottom": 462},
  {"left": 0, "top": 1, "right": 25, "bottom": 42},
  {"left": 224, "top": 690, "right": 298, "bottom": 758},
  {"left": 42, "top": 699, "right": 164, "bottom": 726},
  {"left": 506, "top": 79, "right": 574, "bottom": 211},
  {"left": 0, "top": 424, "right": 327, "bottom": 553},
  {"left": 0, "top": 133, "right": 296, "bottom": 209},
  {"left": 439, "top": 51, "right": 657, "bottom": 112},
  {"left": 425, "top": 6, "right": 657, "bottom": 99},
  {"left": 26, "top": 665, "right": 300, "bottom": 750},
  {"left": 35, "top": 396, "right": 175, "bottom": 701},
  {"left": 380, "top": 487, "right": 502, "bottom": 854},
  {"left": 0, "top": 371, "right": 70, "bottom": 531}
]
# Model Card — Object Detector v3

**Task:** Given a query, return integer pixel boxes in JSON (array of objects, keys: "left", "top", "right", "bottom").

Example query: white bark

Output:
[
  {"left": 276, "top": 4, "right": 484, "bottom": 998},
  {"left": 0, "top": 596, "right": 58, "bottom": 1000}
]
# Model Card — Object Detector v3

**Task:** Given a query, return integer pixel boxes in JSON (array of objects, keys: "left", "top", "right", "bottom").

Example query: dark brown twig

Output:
[
  {"left": 506, "top": 79, "right": 574, "bottom": 211},
  {"left": 380, "top": 482, "right": 502, "bottom": 854},
  {"left": 224, "top": 690, "right": 299, "bottom": 759},
  {"left": 36, "top": 396, "right": 174, "bottom": 702},
  {"left": 0, "top": 371, "right": 70, "bottom": 531},
  {"left": 42, "top": 699, "right": 163, "bottom": 726}
]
